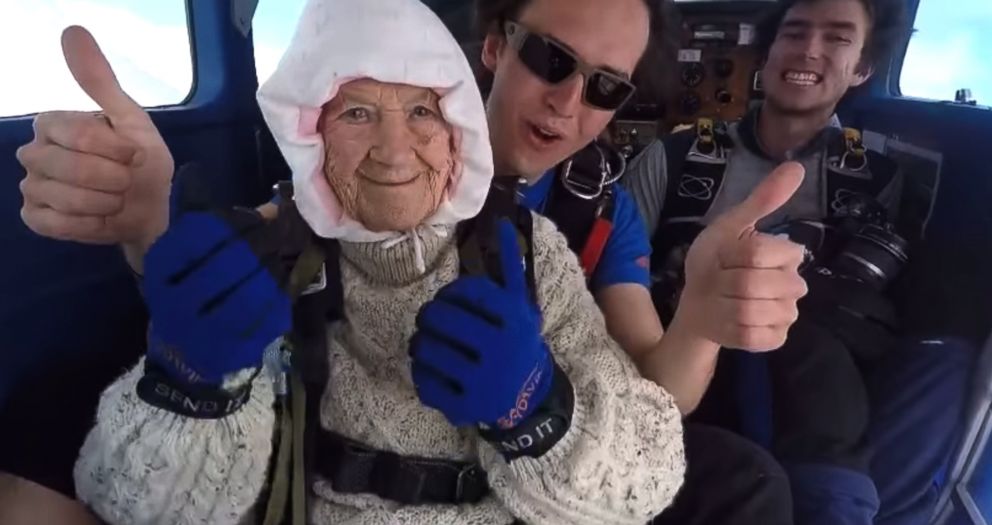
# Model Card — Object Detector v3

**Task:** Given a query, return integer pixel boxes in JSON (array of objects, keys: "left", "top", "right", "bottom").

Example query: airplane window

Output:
[
  {"left": 900, "top": 0, "right": 991, "bottom": 105},
  {"left": 0, "top": 1, "right": 192, "bottom": 118},
  {"left": 253, "top": 0, "right": 308, "bottom": 86}
]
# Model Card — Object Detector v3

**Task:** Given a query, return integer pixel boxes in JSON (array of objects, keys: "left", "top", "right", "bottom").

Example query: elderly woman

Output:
[{"left": 72, "top": 0, "right": 686, "bottom": 523}]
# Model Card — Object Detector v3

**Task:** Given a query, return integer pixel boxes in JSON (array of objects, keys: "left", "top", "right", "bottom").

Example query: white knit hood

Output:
[{"left": 256, "top": 0, "right": 493, "bottom": 242}]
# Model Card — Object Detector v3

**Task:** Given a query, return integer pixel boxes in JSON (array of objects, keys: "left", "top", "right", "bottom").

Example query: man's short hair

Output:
[
  {"left": 755, "top": 0, "right": 912, "bottom": 71},
  {"left": 473, "top": 0, "right": 683, "bottom": 100}
]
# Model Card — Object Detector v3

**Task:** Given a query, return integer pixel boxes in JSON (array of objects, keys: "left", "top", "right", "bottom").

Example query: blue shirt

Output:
[{"left": 520, "top": 171, "right": 652, "bottom": 292}]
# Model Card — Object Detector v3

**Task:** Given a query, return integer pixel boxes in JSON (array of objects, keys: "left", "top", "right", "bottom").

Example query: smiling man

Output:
[
  {"left": 625, "top": 0, "right": 913, "bottom": 524},
  {"left": 627, "top": 0, "right": 910, "bottom": 242}
]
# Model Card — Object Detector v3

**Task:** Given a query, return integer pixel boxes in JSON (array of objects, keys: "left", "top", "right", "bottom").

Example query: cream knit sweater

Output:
[{"left": 74, "top": 214, "right": 686, "bottom": 525}]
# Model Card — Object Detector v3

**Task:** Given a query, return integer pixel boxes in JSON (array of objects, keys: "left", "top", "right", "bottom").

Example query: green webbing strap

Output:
[
  {"left": 287, "top": 242, "right": 327, "bottom": 300},
  {"left": 261, "top": 237, "right": 328, "bottom": 525},
  {"left": 262, "top": 395, "right": 292, "bottom": 525},
  {"left": 291, "top": 368, "right": 308, "bottom": 525}
]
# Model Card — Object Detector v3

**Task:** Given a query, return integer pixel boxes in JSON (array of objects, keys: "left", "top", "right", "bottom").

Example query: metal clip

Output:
[
  {"left": 301, "top": 263, "right": 327, "bottom": 296},
  {"left": 560, "top": 143, "right": 626, "bottom": 201},
  {"left": 840, "top": 128, "right": 868, "bottom": 171}
]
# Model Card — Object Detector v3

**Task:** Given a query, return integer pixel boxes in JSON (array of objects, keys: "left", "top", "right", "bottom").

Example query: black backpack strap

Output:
[
  {"left": 457, "top": 177, "right": 537, "bottom": 303},
  {"left": 659, "top": 119, "right": 733, "bottom": 224},
  {"left": 649, "top": 121, "right": 733, "bottom": 323},
  {"left": 543, "top": 141, "right": 624, "bottom": 278},
  {"left": 823, "top": 128, "right": 899, "bottom": 223}
]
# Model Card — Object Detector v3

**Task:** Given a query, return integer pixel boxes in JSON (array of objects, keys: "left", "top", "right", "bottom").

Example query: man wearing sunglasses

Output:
[
  {"left": 475, "top": 1, "right": 809, "bottom": 524},
  {"left": 14, "top": 0, "right": 807, "bottom": 523}
]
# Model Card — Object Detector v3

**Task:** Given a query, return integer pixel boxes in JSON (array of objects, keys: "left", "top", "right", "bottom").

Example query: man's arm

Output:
[
  {"left": 595, "top": 166, "right": 809, "bottom": 415},
  {"left": 596, "top": 284, "right": 719, "bottom": 415},
  {"left": 590, "top": 186, "right": 719, "bottom": 414},
  {"left": 0, "top": 473, "right": 100, "bottom": 525}
]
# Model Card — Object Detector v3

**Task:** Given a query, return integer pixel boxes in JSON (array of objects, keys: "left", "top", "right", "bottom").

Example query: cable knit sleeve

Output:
[
  {"left": 73, "top": 358, "right": 276, "bottom": 525},
  {"left": 478, "top": 213, "right": 686, "bottom": 525}
]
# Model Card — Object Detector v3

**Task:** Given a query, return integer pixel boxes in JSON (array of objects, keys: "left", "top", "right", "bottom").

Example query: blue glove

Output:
[
  {"left": 411, "top": 219, "right": 553, "bottom": 429},
  {"left": 143, "top": 208, "right": 292, "bottom": 386}
]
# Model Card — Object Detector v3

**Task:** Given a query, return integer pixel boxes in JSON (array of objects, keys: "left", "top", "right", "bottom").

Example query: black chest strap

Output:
[{"left": 314, "top": 429, "right": 490, "bottom": 506}]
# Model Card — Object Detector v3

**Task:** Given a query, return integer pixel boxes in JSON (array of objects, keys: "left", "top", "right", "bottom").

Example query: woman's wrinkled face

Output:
[{"left": 320, "top": 78, "right": 455, "bottom": 232}]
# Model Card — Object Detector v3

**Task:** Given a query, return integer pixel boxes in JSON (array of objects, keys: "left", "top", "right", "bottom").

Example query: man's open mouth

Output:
[
  {"left": 528, "top": 122, "right": 564, "bottom": 146},
  {"left": 783, "top": 70, "right": 823, "bottom": 86}
]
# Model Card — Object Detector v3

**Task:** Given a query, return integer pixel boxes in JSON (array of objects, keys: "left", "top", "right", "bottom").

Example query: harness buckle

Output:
[
  {"left": 455, "top": 463, "right": 486, "bottom": 503},
  {"left": 839, "top": 128, "right": 868, "bottom": 171},
  {"left": 560, "top": 142, "right": 626, "bottom": 201},
  {"left": 300, "top": 263, "right": 327, "bottom": 296},
  {"left": 690, "top": 118, "right": 730, "bottom": 161}
]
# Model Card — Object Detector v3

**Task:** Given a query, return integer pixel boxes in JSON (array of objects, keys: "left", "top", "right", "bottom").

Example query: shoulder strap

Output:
[
  {"left": 260, "top": 181, "right": 341, "bottom": 525},
  {"left": 662, "top": 128, "right": 698, "bottom": 197},
  {"left": 457, "top": 177, "right": 537, "bottom": 304},
  {"left": 542, "top": 141, "right": 623, "bottom": 278},
  {"left": 658, "top": 119, "right": 733, "bottom": 226},
  {"left": 823, "top": 128, "right": 899, "bottom": 221},
  {"left": 648, "top": 121, "right": 732, "bottom": 325}
]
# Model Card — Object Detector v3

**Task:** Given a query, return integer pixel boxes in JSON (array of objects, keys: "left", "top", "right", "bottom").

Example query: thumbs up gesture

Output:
[
  {"left": 410, "top": 219, "right": 554, "bottom": 430},
  {"left": 16, "top": 26, "right": 174, "bottom": 270},
  {"left": 674, "top": 162, "right": 810, "bottom": 352}
]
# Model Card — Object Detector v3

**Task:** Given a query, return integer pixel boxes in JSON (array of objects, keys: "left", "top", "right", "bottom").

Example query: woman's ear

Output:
[{"left": 481, "top": 31, "right": 505, "bottom": 73}]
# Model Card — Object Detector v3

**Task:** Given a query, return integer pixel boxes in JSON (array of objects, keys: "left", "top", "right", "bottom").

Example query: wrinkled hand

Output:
[
  {"left": 675, "top": 162, "right": 809, "bottom": 351},
  {"left": 144, "top": 208, "right": 291, "bottom": 386},
  {"left": 16, "top": 26, "right": 173, "bottom": 259},
  {"left": 410, "top": 219, "right": 553, "bottom": 429}
]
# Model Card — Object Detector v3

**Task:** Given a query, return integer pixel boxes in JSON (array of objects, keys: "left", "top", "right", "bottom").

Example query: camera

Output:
[
  {"left": 828, "top": 194, "right": 909, "bottom": 291},
  {"left": 770, "top": 193, "right": 909, "bottom": 291}
]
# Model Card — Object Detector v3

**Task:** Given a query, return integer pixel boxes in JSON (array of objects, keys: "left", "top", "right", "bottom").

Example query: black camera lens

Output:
[{"left": 831, "top": 224, "right": 909, "bottom": 291}]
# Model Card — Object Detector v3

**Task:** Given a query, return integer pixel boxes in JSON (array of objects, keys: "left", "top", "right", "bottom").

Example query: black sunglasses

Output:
[{"left": 504, "top": 21, "right": 636, "bottom": 111}]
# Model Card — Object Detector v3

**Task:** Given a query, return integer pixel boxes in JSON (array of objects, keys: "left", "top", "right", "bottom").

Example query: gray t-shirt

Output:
[{"left": 622, "top": 114, "right": 902, "bottom": 239}]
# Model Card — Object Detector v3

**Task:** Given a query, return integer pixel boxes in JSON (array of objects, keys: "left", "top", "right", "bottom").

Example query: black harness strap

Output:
[
  {"left": 543, "top": 141, "right": 622, "bottom": 279},
  {"left": 822, "top": 130, "right": 898, "bottom": 223},
  {"left": 457, "top": 177, "right": 537, "bottom": 302},
  {"left": 314, "top": 430, "right": 490, "bottom": 505},
  {"left": 649, "top": 123, "right": 730, "bottom": 322}
]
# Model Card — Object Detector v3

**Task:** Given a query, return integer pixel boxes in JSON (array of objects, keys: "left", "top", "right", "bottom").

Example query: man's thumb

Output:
[
  {"left": 61, "top": 26, "right": 140, "bottom": 119},
  {"left": 715, "top": 161, "right": 805, "bottom": 232}
]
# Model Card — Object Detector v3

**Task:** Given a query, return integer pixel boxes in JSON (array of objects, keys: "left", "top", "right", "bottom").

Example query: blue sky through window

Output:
[
  {"left": 0, "top": 0, "right": 192, "bottom": 117},
  {"left": 900, "top": 0, "right": 992, "bottom": 104}
]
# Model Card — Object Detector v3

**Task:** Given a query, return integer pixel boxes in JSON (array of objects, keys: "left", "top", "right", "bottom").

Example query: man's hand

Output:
[
  {"left": 675, "top": 162, "right": 809, "bottom": 351},
  {"left": 16, "top": 26, "right": 174, "bottom": 272}
]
